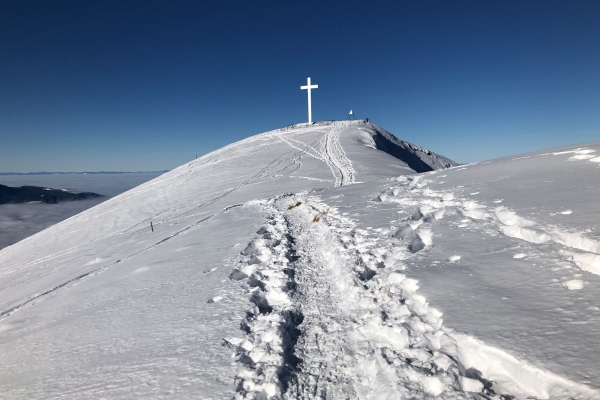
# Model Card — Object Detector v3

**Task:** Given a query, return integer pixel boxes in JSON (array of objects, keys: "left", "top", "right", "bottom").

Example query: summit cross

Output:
[{"left": 300, "top": 77, "right": 318, "bottom": 124}]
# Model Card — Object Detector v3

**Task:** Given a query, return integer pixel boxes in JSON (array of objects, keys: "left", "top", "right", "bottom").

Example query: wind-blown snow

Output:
[{"left": 0, "top": 121, "right": 598, "bottom": 399}]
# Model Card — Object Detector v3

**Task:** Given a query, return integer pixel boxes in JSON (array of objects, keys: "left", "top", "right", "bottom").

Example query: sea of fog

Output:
[{"left": 0, "top": 172, "right": 164, "bottom": 250}]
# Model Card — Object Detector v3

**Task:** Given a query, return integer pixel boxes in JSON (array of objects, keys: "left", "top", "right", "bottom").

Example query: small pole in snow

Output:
[{"left": 150, "top": 221, "right": 154, "bottom": 232}]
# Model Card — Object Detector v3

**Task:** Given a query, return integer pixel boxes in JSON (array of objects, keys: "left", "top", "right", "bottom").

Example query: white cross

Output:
[{"left": 300, "top": 77, "right": 318, "bottom": 124}]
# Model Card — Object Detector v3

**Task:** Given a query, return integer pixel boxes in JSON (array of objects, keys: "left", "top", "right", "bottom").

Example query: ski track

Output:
[
  {"left": 224, "top": 185, "right": 599, "bottom": 399},
  {"left": 277, "top": 133, "right": 325, "bottom": 164},
  {"left": 0, "top": 203, "right": 244, "bottom": 321},
  {"left": 0, "top": 147, "right": 298, "bottom": 288},
  {"left": 278, "top": 124, "right": 356, "bottom": 187},
  {"left": 318, "top": 125, "right": 356, "bottom": 187}
]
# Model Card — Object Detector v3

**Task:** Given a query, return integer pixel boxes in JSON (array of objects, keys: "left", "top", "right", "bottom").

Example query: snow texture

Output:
[
  {"left": 0, "top": 172, "right": 163, "bottom": 250},
  {"left": 0, "top": 121, "right": 598, "bottom": 399}
]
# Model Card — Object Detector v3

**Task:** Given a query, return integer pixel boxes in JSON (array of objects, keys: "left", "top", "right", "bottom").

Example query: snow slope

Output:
[
  {"left": 0, "top": 121, "right": 598, "bottom": 399},
  {"left": 0, "top": 172, "right": 163, "bottom": 251}
]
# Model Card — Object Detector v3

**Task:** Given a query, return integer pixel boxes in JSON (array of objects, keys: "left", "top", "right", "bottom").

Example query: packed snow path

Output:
[
  {"left": 229, "top": 195, "right": 475, "bottom": 399},
  {"left": 227, "top": 193, "right": 598, "bottom": 399}
]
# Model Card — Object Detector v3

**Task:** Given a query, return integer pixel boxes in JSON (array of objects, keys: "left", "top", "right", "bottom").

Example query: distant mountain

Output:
[
  {"left": 0, "top": 184, "right": 102, "bottom": 204},
  {"left": 0, "top": 171, "right": 169, "bottom": 176}
]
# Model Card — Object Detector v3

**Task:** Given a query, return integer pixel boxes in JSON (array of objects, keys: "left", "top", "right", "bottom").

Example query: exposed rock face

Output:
[
  {"left": 0, "top": 185, "right": 102, "bottom": 204},
  {"left": 369, "top": 124, "right": 457, "bottom": 172}
]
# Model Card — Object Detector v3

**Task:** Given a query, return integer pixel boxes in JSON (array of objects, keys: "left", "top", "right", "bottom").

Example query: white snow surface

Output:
[{"left": 1, "top": 121, "right": 599, "bottom": 399}]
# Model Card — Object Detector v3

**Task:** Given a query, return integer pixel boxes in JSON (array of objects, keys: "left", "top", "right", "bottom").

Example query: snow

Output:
[
  {"left": 0, "top": 172, "right": 163, "bottom": 251},
  {"left": 562, "top": 279, "right": 585, "bottom": 290},
  {"left": 0, "top": 121, "right": 599, "bottom": 399},
  {"left": 460, "top": 376, "right": 484, "bottom": 393}
]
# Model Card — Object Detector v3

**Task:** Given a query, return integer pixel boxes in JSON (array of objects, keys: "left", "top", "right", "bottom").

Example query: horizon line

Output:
[{"left": 0, "top": 170, "right": 170, "bottom": 176}]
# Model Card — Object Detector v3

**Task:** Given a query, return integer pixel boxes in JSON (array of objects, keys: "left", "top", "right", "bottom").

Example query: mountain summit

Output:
[{"left": 1, "top": 121, "right": 599, "bottom": 399}]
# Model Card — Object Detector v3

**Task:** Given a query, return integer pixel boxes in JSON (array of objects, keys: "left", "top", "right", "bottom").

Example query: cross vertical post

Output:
[{"left": 300, "top": 77, "right": 318, "bottom": 124}]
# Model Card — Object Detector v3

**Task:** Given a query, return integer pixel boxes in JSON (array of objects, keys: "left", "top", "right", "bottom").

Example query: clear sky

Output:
[{"left": 1, "top": 0, "right": 599, "bottom": 172}]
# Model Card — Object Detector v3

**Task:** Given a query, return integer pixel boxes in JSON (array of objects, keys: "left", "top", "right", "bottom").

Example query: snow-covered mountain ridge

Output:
[{"left": 1, "top": 121, "right": 599, "bottom": 399}]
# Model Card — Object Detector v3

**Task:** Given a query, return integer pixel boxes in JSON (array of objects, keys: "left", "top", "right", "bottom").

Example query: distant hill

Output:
[
  {"left": 0, "top": 171, "right": 168, "bottom": 176},
  {"left": 0, "top": 184, "right": 102, "bottom": 204}
]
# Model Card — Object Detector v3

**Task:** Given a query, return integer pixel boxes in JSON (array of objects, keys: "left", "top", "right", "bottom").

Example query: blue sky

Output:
[{"left": 1, "top": 1, "right": 599, "bottom": 172}]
